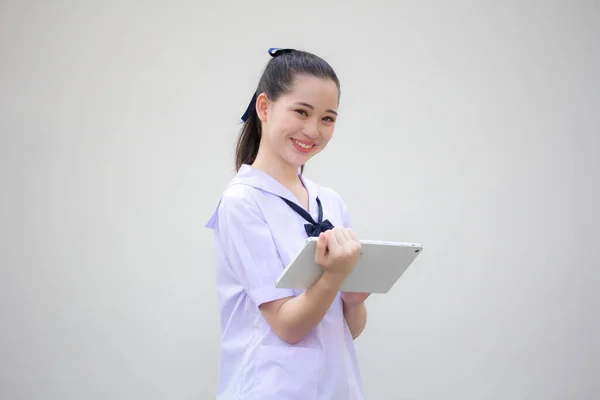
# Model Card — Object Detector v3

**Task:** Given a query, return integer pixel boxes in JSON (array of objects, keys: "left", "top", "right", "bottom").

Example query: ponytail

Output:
[{"left": 235, "top": 108, "right": 261, "bottom": 171}]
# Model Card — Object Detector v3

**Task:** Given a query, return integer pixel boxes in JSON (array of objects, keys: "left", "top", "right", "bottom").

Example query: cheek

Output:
[
  {"left": 278, "top": 120, "right": 303, "bottom": 139},
  {"left": 265, "top": 118, "right": 292, "bottom": 141},
  {"left": 321, "top": 129, "right": 334, "bottom": 144}
]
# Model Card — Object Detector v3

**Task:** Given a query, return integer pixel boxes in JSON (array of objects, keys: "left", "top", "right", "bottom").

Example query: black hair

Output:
[{"left": 235, "top": 50, "right": 340, "bottom": 172}]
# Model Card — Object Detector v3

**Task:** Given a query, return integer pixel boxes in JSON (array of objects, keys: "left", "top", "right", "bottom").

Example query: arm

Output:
[
  {"left": 342, "top": 299, "right": 367, "bottom": 339},
  {"left": 260, "top": 228, "right": 361, "bottom": 344},
  {"left": 337, "top": 196, "right": 369, "bottom": 339},
  {"left": 260, "top": 271, "right": 345, "bottom": 344}
]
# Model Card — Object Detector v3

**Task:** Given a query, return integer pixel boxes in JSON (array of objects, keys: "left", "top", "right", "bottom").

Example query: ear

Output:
[{"left": 255, "top": 92, "right": 270, "bottom": 122}]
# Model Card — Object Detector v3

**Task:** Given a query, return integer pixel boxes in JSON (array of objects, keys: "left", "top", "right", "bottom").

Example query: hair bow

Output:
[{"left": 240, "top": 48, "right": 295, "bottom": 123}]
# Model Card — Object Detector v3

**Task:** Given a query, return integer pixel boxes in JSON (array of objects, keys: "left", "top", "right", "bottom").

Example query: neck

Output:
[{"left": 252, "top": 149, "right": 301, "bottom": 188}]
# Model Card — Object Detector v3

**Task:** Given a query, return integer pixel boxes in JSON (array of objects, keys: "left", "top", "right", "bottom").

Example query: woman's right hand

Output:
[{"left": 314, "top": 228, "right": 361, "bottom": 279}]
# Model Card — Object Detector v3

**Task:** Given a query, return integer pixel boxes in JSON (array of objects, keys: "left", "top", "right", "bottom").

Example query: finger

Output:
[
  {"left": 333, "top": 227, "right": 347, "bottom": 246},
  {"left": 315, "top": 232, "right": 329, "bottom": 264},
  {"left": 341, "top": 228, "right": 354, "bottom": 243},
  {"left": 347, "top": 230, "right": 361, "bottom": 251},
  {"left": 326, "top": 229, "right": 340, "bottom": 249},
  {"left": 347, "top": 228, "right": 360, "bottom": 243}
]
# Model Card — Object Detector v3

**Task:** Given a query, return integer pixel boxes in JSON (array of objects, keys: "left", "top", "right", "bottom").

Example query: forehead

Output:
[{"left": 280, "top": 75, "right": 339, "bottom": 109}]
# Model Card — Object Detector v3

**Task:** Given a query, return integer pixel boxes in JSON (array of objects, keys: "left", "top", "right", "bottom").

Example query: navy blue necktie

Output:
[{"left": 279, "top": 196, "right": 334, "bottom": 237}]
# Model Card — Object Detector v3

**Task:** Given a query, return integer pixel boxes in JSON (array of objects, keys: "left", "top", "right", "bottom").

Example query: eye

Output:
[
  {"left": 295, "top": 109, "right": 308, "bottom": 117},
  {"left": 323, "top": 116, "right": 336, "bottom": 123}
]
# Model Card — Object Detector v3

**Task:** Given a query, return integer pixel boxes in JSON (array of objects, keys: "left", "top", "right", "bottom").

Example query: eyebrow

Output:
[{"left": 294, "top": 102, "right": 338, "bottom": 116}]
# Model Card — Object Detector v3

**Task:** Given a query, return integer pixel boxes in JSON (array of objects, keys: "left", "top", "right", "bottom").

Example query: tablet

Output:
[{"left": 275, "top": 238, "right": 424, "bottom": 294}]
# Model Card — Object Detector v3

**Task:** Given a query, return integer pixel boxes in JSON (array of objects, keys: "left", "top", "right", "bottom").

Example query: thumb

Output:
[{"left": 314, "top": 233, "right": 328, "bottom": 265}]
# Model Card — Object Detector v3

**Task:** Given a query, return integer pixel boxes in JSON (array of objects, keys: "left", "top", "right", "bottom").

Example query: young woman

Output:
[{"left": 206, "top": 48, "right": 369, "bottom": 400}]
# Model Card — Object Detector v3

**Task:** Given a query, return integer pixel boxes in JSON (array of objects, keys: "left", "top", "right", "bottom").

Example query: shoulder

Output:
[
  {"left": 304, "top": 178, "right": 353, "bottom": 228},
  {"left": 220, "top": 182, "right": 258, "bottom": 205},
  {"left": 318, "top": 185, "right": 345, "bottom": 204},
  {"left": 303, "top": 177, "right": 352, "bottom": 224},
  {"left": 205, "top": 183, "right": 264, "bottom": 230},
  {"left": 304, "top": 177, "right": 349, "bottom": 211},
  {"left": 320, "top": 186, "right": 351, "bottom": 223}
]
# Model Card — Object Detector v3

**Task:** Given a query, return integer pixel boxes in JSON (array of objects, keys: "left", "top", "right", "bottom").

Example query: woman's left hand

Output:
[{"left": 341, "top": 292, "right": 370, "bottom": 307}]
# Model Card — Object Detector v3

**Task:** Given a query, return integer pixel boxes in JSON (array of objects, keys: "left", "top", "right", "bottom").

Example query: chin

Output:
[{"left": 285, "top": 154, "right": 313, "bottom": 169}]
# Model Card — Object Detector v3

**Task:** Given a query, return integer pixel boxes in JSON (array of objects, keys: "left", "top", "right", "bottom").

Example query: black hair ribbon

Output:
[{"left": 240, "top": 47, "right": 295, "bottom": 123}]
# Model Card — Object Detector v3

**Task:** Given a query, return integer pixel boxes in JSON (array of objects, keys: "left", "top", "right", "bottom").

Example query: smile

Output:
[{"left": 292, "top": 139, "right": 315, "bottom": 150}]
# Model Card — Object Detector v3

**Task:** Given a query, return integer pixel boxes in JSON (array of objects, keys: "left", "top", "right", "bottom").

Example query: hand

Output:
[
  {"left": 314, "top": 227, "right": 361, "bottom": 279},
  {"left": 341, "top": 291, "right": 370, "bottom": 307}
]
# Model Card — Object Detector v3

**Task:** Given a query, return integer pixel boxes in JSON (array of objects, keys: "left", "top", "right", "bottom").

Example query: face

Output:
[{"left": 256, "top": 75, "right": 339, "bottom": 168}]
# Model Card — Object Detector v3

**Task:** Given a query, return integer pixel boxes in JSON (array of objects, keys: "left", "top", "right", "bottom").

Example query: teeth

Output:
[{"left": 293, "top": 139, "right": 313, "bottom": 149}]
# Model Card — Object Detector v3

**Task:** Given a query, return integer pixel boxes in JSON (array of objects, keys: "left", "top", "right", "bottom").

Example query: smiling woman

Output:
[
  {"left": 235, "top": 49, "right": 341, "bottom": 176},
  {"left": 206, "top": 48, "right": 368, "bottom": 400},
  {"left": 253, "top": 74, "right": 340, "bottom": 170}
]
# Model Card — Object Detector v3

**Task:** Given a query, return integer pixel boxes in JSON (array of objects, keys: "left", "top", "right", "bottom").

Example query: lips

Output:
[{"left": 291, "top": 138, "right": 315, "bottom": 153}]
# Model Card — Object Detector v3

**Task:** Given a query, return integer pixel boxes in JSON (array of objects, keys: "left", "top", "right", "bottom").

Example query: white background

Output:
[{"left": 1, "top": 1, "right": 599, "bottom": 399}]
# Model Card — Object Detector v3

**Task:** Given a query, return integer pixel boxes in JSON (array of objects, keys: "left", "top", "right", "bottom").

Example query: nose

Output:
[{"left": 302, "top": 119, "right": 320, "bottom": 140}]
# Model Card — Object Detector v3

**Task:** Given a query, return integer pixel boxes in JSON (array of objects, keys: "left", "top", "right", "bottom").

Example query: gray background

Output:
[{"left": 1, "top": 1, "right": 599, "bottom": 399}]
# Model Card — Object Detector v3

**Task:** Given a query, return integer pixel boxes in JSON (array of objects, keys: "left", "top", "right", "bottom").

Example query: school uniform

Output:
[{"left": 205, "top": 164, "right": 364, "bottom": 400}]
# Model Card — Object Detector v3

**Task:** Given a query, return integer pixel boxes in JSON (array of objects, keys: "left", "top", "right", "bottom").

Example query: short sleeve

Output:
[
  {"left": 332, "top": 190, "right": 353, "bottom": 229},
  {"left": 211, "top": 186, "right": 295, "bottom": 307},
  {"left": 341, "top": 199, "right": 353, "bottom": 229}
]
